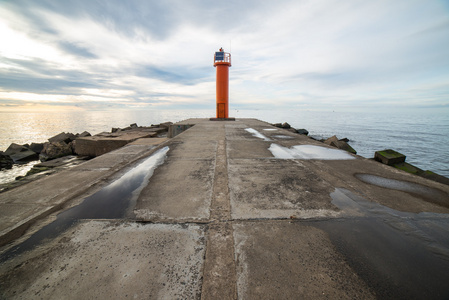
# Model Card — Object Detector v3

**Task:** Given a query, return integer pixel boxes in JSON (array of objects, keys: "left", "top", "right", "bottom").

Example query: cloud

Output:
[{"left": 0, "top": 0, "right": 448, "bottom": 111}]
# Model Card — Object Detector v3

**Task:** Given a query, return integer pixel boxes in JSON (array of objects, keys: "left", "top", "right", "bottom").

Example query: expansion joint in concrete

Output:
[{"left": 201, "top": 132, "right": 238, "bottom": 300}]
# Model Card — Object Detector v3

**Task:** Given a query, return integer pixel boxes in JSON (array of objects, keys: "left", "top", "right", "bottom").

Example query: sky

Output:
[{"left": 0, "top": 0, "right": 449, "bottom": 112}]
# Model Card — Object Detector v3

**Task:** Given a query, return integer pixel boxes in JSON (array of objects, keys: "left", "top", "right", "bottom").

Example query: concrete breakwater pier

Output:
[{"left": 1, "top": 118, "right": 449, "bottom": 299}]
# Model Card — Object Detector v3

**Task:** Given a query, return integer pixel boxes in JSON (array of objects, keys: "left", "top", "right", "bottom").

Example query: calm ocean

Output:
[{"left": 0, "top": 108, "right": 448, "bottom": 182}]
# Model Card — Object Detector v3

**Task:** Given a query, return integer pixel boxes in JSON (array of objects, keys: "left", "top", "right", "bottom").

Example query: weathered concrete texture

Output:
[
  {"left": 229, "top": 159, "right": 338, "bottom": 219},
  {"left": 135, "top": 121, "right": 218, "bottom": 222},
  {"left": 303, "top": 158, "right": 449, "bottom": 214},
  {"left": 134, "top": 158, "right": 214, "bottom": 221},
  {"left": 233, "top": 221, "right": 375, "bottom": 299},
  {"left": 0, "top": 221, "right": 206, "bottom": 300},
  {"left": 75, "top": 130, "right": 157, "bottom": 157},
  {"left": 201, "top": 135, "right": 238, "bottom": 299},
  {"left": 128, "top": 137, "right": 168, "bottom": 146},
  {"left": 0, "top": 141, "right": 166, "bottom": 247},
  {"left": 1, "top": 118, "right": 449, "bottom": 299}
]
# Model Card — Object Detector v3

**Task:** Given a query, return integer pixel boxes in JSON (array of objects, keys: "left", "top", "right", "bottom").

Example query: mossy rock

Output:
[
  {"left": 374, "top": 149, "right": 406, "bottom": 165},
  {"left": 25, "top": 166, "right": 51, "bottom": 177},
  {"left": 392, "top": 162, "right": 423, "bottom": 175}
]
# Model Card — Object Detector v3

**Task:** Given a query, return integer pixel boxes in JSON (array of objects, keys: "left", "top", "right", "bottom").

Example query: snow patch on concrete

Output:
[
  {"left": 245, "top": 128, "right": 271, "bottom": 141},
  {"left": 269, "top": 144, "right": 355, "bottom": 160}
]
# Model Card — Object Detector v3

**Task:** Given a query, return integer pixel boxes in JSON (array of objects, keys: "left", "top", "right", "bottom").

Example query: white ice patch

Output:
[
  {"left": 245, "top": 128, "right": 271, "bottom": 141},
  {"left": 268, "top": 144, "right": 355, "bottom": 160},
  {"left": 263, "top": 128, "right": 277, "bottom": 131}
]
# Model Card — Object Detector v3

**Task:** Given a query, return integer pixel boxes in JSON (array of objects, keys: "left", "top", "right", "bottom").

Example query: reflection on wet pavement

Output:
[
  {"left": 321, "top": 187, "right": 449, "bottom": 299},
  {"left": 0, "top": 147, "right": 169, "bottom": 263},
  {"left": 245, "top": 128, "right": 272, "bottom": 141},
  {"left": 356, "top": 173, "right": 449, "bottom": 208},
  {"left": 272, "top": 135, "right": 294, "bottom": 139}
]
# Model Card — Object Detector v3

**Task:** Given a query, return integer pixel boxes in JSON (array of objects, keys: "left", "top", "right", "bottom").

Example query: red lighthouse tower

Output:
[{"left": 212, "top": 48, "right": 233, "bottom": 120}]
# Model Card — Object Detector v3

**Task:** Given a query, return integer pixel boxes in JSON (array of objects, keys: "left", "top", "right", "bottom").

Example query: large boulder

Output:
[
  {"left": 296, "top": 129, "right": 309, "bottom": 135},
  {"left": 0, "top": 152, "right": 14, "bottom": 170},
  {"left": 281, "top": 122, "right": 291, "bottom": 129},
  {"left": 324, "top": 135, "right": 357, "bottom": 154},
  {"left": 374, "top": 149, "right": 405, "bottom": 166},
  {"left": 48, "top": 132, "right": 77, "bottom": 144},
  {"left": 159, "top": 122, "right": 173, "bottom": 130},
  {"left": 4, "top": 143, "right": 39, "bottom": 163},
  {"left": 39, "top": 141, "right": 73, "bottom": 162},
  {"left": 29, "top": 142, "right": 44, "bottom": 154},
  {"left": 77, "top": 131, "right": 91, "bottom": 138}
]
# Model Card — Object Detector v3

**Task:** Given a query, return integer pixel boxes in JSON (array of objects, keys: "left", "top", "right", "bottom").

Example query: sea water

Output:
[{"left": 0, "top": 108, "right": 448, "bottom": 180}]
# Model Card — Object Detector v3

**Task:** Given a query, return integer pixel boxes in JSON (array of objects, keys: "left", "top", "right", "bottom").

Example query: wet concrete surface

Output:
[
  {"left": 1, "top": 118, "right": 449, "bottom": 299},
  {"left": 356, "top": 173, "right": 449, "bottom": 208},
  {"left": 321, "top": 187, "right": 449, "bottom": 299},
  {"left": 0, "top": 221, "right": 205, "bottom": 299},
  {"left": 0, "top": 147, "right": 168, "bottom": 263}
]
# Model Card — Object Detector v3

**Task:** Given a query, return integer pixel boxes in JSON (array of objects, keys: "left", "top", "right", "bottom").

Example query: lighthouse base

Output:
[{"left": 209, "top": 118, "right": 236, "bottom": 121}]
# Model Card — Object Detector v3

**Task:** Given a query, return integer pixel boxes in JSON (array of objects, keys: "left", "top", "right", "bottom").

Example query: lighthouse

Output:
[{"left": 213, "top": 48, "right": 232, "bottom": 119}]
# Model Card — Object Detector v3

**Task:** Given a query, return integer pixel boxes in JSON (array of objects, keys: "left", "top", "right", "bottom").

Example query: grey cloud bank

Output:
[{"left": 0, "top": 0, "right": 448, "bottom": 111}]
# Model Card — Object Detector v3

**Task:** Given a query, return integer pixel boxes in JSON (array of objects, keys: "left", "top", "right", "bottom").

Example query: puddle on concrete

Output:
[
  {"left": 272, "top": 135, "right": 293, "bottom": 139},
  {"left": 268, "top": 144, "right": 356, "bottom": 160},
  {"left": 355, "top": 173, "right": 449, "bottom": 208},
  {"left": 0, "top": 147, "right": 169, "bottom": 263},
  {"left": 244, "top": 128, "right": 272, "bottom": 141},
  {"left": 319, "top": 187, "right": 449, "bottom": 299}
]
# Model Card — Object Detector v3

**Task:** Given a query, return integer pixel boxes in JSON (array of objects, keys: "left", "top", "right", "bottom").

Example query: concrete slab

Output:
[
  {"left": 71, "top": 145, "right": 153, "bottom": 170},
  {"left": 135, "top": 158, "right": 214, "bottom": 221},
  {"left": 167, "top": 139, "right": 217, "bottom": 160},
  {"left": 233, "top": 221, "right": 374, "bottom": 299},
  {"left": 128, "top": 137, "right": 168, "bottom": 146},
  {"left": 0, "top": 169, "right": 108, "bottom": 205},
  {"left": 0, "top": 220, "right": 206, "bottom": 299},
  {"left": 227, "top": 140, "right": 273, "bottom": 159},
  {"left": 0, "top": 203, "right": 43, "bottom": 232},
  {"left": 301, "top": 158, "right": 449, "bottom": 214},
  {"left": 75, "top": 131, "right": 156, "bottom": 157},
  {"left": 228, "top": 158, "right": 338, "bottom": 219}
]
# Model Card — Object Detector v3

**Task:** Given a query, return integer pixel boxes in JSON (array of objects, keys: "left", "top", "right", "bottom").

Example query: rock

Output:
[
  {"left": 48, "top": 132, "right": 77, "bottom": 144},
  {"left": 35, "top": 155, "right": 80, "bottom": 168},
  {"left": 281, "top": 122, "right": 291, "bottom": 129},
  {"left": 273, "top": 123, "right": 283, "bottom": 128},
  {"left": 39, "top": 141, "right": 73, "bottom": 162},
  {"left": 339, "top": 138, "right": 349, "bottom": 143},
  {"left": 374, "top": 149, "right": 406, "bottom": 166},
  {"left": 29, "top": 142, "right": 44, "bottom": 154},
  {"left": 0, "top": 152, "right": 14, "bottom": 170},
  {"left": 324, "top": 136, "right": 357, "bottom": 154},
  {"left": 4, "top": 143, "right": 39, "bottom": 163},
  {"left": 25, "top": 166, "right": 52, "bottom": 177},
  {"left": 421, "top": 170, "right": 449, "bottom": 186},
  {"left": 296, "top": 129, "right": 309, "bottom": 135},
  {"left": 287, "top": 128, "right": 298, "bottom": 133},
  {"left": 130, "top": 123, "right": 138, "bottom": 128},
  {"left": 111, "top": 128, "right": 120, "bottom": 133},
  {"left": 335, "top": 140, "right": 357, "bottom": 154},
  {"left": 324, "top": 136, "right": 339, "bottom": 146},
  {"left": 77, "top": 131, "right": 91, "bottom": 138},
  {"left": 159, "top": 122, "right": 173, "bottom": 130}
]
